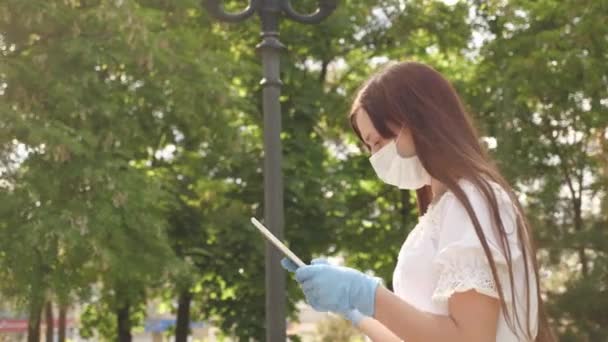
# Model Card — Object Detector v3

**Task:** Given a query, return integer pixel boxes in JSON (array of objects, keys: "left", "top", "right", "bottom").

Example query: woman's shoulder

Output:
[
  {"left": 433, "top": 177, "right": 519, "bottom": 236},
  {"left": 432, "top": 177, "right": 524, "bottom": 264},
  {"left": 440, "top": 178, "right": 515, "bottom": 211},
  {"left": 459, "top": 177, "right": 512, "bottom": 198}
]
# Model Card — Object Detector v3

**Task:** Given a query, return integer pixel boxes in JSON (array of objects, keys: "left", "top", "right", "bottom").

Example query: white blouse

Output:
[{"left": 392, "top": 179, "right": 538, "bottom": 341}]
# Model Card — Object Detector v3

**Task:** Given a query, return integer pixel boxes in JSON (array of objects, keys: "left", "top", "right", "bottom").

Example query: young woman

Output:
[{"left": 282, "top": 61, "right": 555, "bottom": 341}]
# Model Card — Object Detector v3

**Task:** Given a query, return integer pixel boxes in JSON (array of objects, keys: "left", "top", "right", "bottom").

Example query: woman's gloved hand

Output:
[{"left": 281, "top": 257, "right": 379, "bottom": 325}]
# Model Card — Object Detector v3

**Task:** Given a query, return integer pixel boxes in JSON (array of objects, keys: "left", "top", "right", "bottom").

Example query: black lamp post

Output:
[{"left": 203, "top": 0, "right": 337, "bottom": 341}]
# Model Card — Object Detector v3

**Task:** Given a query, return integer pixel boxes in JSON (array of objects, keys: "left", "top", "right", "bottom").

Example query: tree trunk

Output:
[
  {"left": 573, "top": 196, "right": 589, "bottom": 277},
  {"left": 400, "top": 189, "right": 412, "bottom": 224},
  {"left": 175, "top": 288, "right": 193, "bottom": 342},
  {"left": 58, "top": 304, "right": 67, "bottom": 342},
  {"left": 27, "top": 298, "right": 43, "bottom": 342},
  {"left": 45, "top": 301, "right": 53, "bottom": 342},
  {"left": 116, "top": 302, "right": 132, "bottom": 342}
]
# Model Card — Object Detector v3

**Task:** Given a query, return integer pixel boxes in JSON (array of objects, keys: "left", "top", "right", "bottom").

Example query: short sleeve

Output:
[{"left": 431, "top": 180, "right": 522, "bottom": 305}]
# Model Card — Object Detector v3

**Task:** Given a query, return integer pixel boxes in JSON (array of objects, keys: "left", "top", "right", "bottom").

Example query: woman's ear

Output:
[{"left": 396, "top": 127, "right": 417, "bottom": 157}]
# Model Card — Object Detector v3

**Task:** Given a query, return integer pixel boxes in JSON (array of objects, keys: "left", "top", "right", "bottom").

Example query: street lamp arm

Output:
[
  {"left": 203, "top": 0, "right": 258, "bottom": 23},
  {"left": 280, "top": 0, "right": 338, "bottom": 24}
]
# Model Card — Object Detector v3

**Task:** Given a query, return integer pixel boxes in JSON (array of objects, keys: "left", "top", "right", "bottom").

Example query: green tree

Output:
[{"left": 466, "top": 0, "right": 608, "bottom": 340}]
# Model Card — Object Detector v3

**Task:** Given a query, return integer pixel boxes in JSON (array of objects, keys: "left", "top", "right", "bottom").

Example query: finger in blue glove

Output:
[
  {"left": 310, "top": 258, "right": 328, "bottom": 265},
  {"left": 343, "top": 309, "right": 365, "bottom": 326},
  {"left": 281, "top": 257, "right": 299, "bottom": 273},
  {"left": 281, "top": 257, "right": 328, "bottom": 273}
]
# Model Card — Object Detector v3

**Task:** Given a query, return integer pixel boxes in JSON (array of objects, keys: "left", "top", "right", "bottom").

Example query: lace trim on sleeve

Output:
[{"left": 431, "top": 259, "right": 503, "bottom": 304}]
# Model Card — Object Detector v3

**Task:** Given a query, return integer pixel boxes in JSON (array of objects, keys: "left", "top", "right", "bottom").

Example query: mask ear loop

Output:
[
  {"left": 394, "top": 126, "right": 405, "bottom": 144},
  {"left": 394, "top": 126, "right": 416, "bottom": 158}
]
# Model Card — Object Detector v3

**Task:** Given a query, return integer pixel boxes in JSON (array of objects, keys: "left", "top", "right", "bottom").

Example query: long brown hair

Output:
[{"left": 349, "top": 61, "right": 555, "bottom": 341}]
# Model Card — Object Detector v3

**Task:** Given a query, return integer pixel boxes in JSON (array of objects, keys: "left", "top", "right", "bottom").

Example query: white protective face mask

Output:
[{"left": 369, "top": 132, "right": 432, "bottom": 190}]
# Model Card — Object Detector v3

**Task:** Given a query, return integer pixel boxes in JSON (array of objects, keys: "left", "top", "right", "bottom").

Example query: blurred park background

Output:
[{"left": 0, "top": 0, "right": 607, "bottom": 341}]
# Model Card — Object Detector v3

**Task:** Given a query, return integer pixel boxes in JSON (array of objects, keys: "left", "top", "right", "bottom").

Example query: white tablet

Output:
[{"left": 250, "top": 217, "right": 306, "bottom": 268}]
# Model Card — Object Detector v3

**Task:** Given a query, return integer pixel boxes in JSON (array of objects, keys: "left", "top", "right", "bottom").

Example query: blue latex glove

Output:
[{"left": 281, "top": 257, "right": 378, "bottom": 324}]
